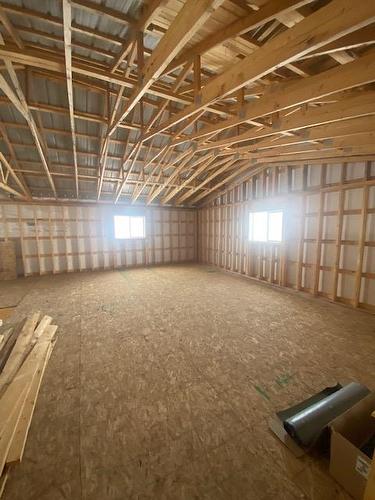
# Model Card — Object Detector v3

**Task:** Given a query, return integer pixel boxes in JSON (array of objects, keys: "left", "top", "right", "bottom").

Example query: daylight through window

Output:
[
  {"left": 249, "top": 211, "right": 283, "bottom": 242},
  {"left": 114, "top": 215, "right": 145, "bottom": 239}
]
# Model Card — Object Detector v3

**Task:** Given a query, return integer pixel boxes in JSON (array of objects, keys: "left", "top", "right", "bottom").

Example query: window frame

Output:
[
  {"left": 114, "top": 215, "right": 146, "bottom": 240},
  {"left": 248, "top": 209, "right": 283, "bottom": 243}
]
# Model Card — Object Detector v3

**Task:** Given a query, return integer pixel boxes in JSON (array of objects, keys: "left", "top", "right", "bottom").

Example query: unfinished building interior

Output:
[{"left": 0, "top": 0, "right": 375, "bottom": 499}]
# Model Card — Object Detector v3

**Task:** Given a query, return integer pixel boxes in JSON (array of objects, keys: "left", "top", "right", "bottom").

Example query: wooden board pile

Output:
[{"left": 0, "top": 312, "right": 58, "bottom": 497}]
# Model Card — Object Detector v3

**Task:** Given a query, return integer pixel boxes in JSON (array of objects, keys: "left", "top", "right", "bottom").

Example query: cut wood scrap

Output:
[
  {"left": 0, "top": 329, "right": 55, "bottom": 436},
  {"left": 0, "top": 339, "right": 51, "bottom": 475},
  {"left": 6, "top": 337, "right": 54, "bottom": 465},
  {"left": 0, "top": 320, "right": 26, "bottom": 372},
  {"left": 0, "top": 312, "right": 41, "bottom": 395},
  {"left": 39, "top": 324, "right": 58, "bottom": 344},
  {"left": 32, "top": 315, "right": 52, "bottom": 342},
  {"left": 0, "top": 384, "right": 28, "bottom": 477},
  {"left": 0, "top": 468, "right": 8, "bottom": 498},
  {"left": 0, "top": 329, "right": 13, "bottom": 351}
]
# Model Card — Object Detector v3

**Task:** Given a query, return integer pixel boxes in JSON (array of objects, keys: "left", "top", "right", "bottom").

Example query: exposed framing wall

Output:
[
  {"left": 198, "top": 161, "right": 375, "bottom": 313},
  {"left": 0, "top": 203, "right": 196, "bottom": 277}
]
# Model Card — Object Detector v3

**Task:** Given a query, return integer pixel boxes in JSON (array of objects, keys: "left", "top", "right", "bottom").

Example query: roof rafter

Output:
[
  {"left": 143, "top": 0, "right": 375, "bottom": 142},
  {"left": 0, "top": 3, "right": 24, "bottom": 49},
  {"left": 163, "top": 0, "right": 313, "bottom": 75},
  {"left": 0, "top": 59, "right": 57, "bottom": 198},
  {"left": 110, "top": 0, "right": 166, "bottom": 74},
  {"left": 0, "top": 0, "right": 374, "bottom": 204},
  {"left": 62, "top": 0, "right": 79, "bottom": 198},
  {"left": 0, "top": 150, "right": 28, "bottom": 199},
  {"left": 183, "top": 50, "right": 375, "bottom": 146},
  {"left": 107, "top": 0, "right": 226, "bottom": 138}
]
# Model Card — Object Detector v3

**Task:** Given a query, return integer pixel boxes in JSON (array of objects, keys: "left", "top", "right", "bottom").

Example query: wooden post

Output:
[
  {"left": 17, "top": 205, "right": 27, "bottom": 276},
  {"left": 332, "top": 188, "right": 345, "bottom": 300},
  {"left": 313, "top": 191, "right": 324, "bottom": 295},
  {"left": 354, "top": 184, "right": 369, "bottom": 307},
  {"left": 297, "top": 194, "right": 306, "bottom": 290},
  {"left": 33, "top": 206, "right": 41, "bottom": 275}
]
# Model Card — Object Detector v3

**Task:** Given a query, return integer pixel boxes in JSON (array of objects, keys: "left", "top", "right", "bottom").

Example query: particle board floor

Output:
[{"left": 1, "top": 264, "right": 374, "bottom": 500}]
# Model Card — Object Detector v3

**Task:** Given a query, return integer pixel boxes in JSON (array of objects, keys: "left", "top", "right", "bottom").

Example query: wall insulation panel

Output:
[
  {"left": 198, "top": 161, "right": 375, "bottom": 312},
  {"left": 0, "top": 203, "right": 196, "bottom": 277}
]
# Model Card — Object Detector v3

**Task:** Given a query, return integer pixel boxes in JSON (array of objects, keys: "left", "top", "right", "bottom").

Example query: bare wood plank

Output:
[
  {"left": 354, "top": 184, "right": 369, "bottom": 306},
  {"left": 144, "top": 0, "right": 375, "bottom": 141},
  {"left": 164, "top": 0, "right": 313, "bottom": 75},
  {"left": 62, "top": 0, "right": 79, "bottom": 198},
  {"left": 107, "top": 0, "right": 226, "bottom": 137},
  {"left": 6, "top": 330, "right": 55, "bottom": 464},
  {"left": 0, "top": 312, "right": 41, "bottom": 395}
]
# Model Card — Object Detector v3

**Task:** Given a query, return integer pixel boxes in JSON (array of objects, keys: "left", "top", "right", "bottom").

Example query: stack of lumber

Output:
[{"left": 0, "top": 312, "right": 58, "bottom": 497}]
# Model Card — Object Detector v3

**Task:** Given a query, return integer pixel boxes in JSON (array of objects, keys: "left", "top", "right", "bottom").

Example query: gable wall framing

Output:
[
  {"left": 198, "top": 160, "right": 375, "bottom": 313},
  {"left": 0, "top": 203, "right": 196, "bottom": 277}
]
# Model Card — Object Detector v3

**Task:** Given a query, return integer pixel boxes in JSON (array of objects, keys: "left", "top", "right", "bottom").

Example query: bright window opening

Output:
[
  {"left": 114, "top": 215, "right": 145, "bottom": 239},
  {"left": 249, "top": 211, "right": 283, "bottom": 242}
]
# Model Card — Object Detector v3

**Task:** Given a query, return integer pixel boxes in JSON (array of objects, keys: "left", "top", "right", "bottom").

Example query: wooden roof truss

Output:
[{"left": 0, "top": 0, "right": 373, "bottom": 205}]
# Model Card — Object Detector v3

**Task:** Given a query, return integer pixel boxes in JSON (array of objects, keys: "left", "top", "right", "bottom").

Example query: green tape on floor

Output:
[
  {"left": 254, "top": 385, "right": 270, "bottom": 401},
  {"left": 275, "top": 374, "right": 294, "bottom": 387}
]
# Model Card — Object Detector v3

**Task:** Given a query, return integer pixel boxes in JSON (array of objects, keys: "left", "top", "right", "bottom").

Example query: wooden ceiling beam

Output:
[
  {"left": 0, "top": 179, "right": 25, "bottom": 199},
  {"left": 200, "top": 91, "right": 375, "bottom": 151},
  {"left": 0, "top": 4, "right": 24, "bottom": 49},
  {"left": 300, "top": 24, "right": 375, "bottom": 60},
  {"left": 163, "top": 0, "right": 313, "bottom": 75},
  {"left": 143, "top": 0, "right": 375, "bottom": 142},
  {"left": 241, "top": 115, "right": 375, "bottom": 153},
  {"left": 107, "top": 0, "right": 226, "bottom": 138},
  {"left": 175, "top": 157, "right": 238, "bottom": 205},
  {"left": 161, "top": 154, "right": 232, "bottom": 205},
  {"left": 0, "top": 59, "right": 57, "bottom": 197},
  {"left": 0, "top": 122, "right": 31, "bottom": 199},
  {"left": 196, "top": 159, "right": 375, "bottom": 206},
  {"left": 241, "top": 146, "right": 375, "bottom": 164},
  {"left": 11, "top": 25, "right": 118, "bottom": 62},
  {"left": 12, "top": 165, "right": 209, "bottom": 193},
  {"left": 0, "top": 3, "right": 127, "bottom": 47},
  {"left": 0, "top": 150, "right": 29, "bottom": 199},
  {"left": 110, "top": 0, "right": 166, "bottom": 73},
  {"left": 62, "top": 0, "right": 79, "bottom": 198},
  {"left": 0, "top": 141, "right": 185, "bottom": 168},
  {"left": 182, "top": 50, "right": 375, "bottom": 145},
  {"left": 131, "top": 145, "right": 173, "bottom": 203},
  {"left": 240, "top": 133, "right": 375, "bottom": 160},
  {"left": 189, "top": 160, "right": 250, "bottom": 205},
  {"left": 0, "top": 119, "right": 173, "bottom": 159},
  {"left": 146, "top": 150, "right": 217, "bottom": 205},
  {"left": 98, "top": 43, "right": 139, "bottom": 199},
  {"left": 274, "top": 3, "right": 355, "bottom": 65},
  {"left": 0, "top": 45, "right": 232, "bottom": 117},
  {"left": 123, "top": 61, "right": 193, "bottom": 203}
]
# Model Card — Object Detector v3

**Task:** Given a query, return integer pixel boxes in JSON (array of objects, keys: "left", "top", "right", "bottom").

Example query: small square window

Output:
[
  {"left": 249, "top": 211, "right": 283, "bottom": 242},
  {"left": 114, "top": 215, "right": 145, "bottom": 239}
]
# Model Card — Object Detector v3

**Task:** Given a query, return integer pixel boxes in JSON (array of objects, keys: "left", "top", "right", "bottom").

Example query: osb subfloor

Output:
[{"left": 1, "top": 264, "right": 374, "bottom": 500}]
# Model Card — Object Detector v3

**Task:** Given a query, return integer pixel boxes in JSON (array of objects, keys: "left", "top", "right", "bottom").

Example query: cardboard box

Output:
[{"left": 330, "top": 393, "right": 375, "bottom": 500}]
